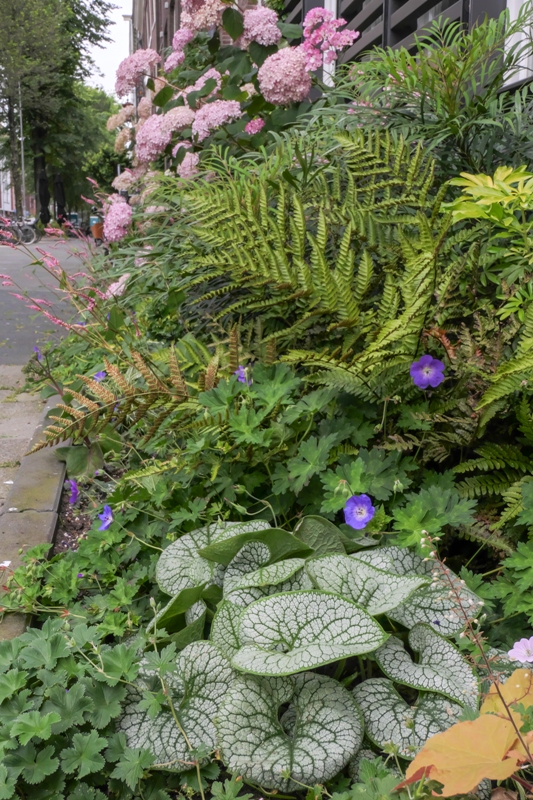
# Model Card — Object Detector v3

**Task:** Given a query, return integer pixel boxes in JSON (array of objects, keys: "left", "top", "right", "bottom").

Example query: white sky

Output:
[{"left": 87, "top": 0, "right": 132, "bottom": 98}]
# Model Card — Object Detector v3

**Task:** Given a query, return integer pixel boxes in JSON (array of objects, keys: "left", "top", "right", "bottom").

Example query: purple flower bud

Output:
[
  {"left": 98, "top": 504, "right": 113, "bottom": 530},
  {"left": 94, "top": 371, "right": 107, "bottom": 381},
  {"left": 234, "top": 365, "right": 251, "bottom": 386},
  {"left": 410, "top": 355, "right": 445, "bottom": 389},
  {"left": 344, "top": 494, "right": 375, "bottom": 530},
  {"left": 33, "top": 346, "right": 42, "bottom": 361},
  {"left": 68, "top": 479, "right": 79, "bottom": 505}
]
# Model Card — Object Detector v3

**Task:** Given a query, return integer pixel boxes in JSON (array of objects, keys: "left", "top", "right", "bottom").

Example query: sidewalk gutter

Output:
[{"left": 0, "top": 395, "right": 65, "bottom": 639}]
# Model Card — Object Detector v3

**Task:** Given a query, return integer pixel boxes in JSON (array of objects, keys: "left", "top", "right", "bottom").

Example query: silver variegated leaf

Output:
[
  {"left": 199, "top": 526, "right": 311, "bottom": 566},
  {"left": 225, "top": 548, "right": 312, "bottom": 607},
  {"left": 356, "top": 546, "right": 481, "bottom": 635},
  {"left": 306, "top": 555, "right": 429, "bottom": 615},
  {"left": 210, "top": 600, "right": 243, "bottom": 659},
  {"left": 232, "top": 590, "right": 388, "bottom": 676},
  {"left": 374, "top": 624, "right": 479, "bottom": 708},
  {"left": 117, "top": 641, "right": 233, "bottom": 771},
  {"left": 156, "top": 520, "right": 269, "bottom": 596},
  {"left": 217, "top": 672, "right": 363, "bottom": 790},
  {"left": 353, "top": 678, "right": 461, "bottom": 759}
]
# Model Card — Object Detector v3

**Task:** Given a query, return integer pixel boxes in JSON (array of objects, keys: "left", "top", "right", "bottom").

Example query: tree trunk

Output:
[{"left": 7, "top": 96, "right": 23, "bottom": 218}]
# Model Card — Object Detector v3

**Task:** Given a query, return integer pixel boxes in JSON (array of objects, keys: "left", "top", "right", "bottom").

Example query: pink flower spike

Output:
[
  {"left": 508, "top": 637, "right": 533, "bottom": 662},
  {"left": 86, "top": 177, "right": 99, "bottom": 186},
  {"left": 81, "top": 195, "right": 94, "bottom": 205},
  {"left": 31, "top": 298, "right": 53, "bottom": 307},
  {"left": 1, "top": 281, "right": 13, "bottom": 286},
  {"left": 0, "top": 274, "right": 11, "bottom": 279},
  {"left": 9, "top": 293, "right": 25, "bottom": 300}
]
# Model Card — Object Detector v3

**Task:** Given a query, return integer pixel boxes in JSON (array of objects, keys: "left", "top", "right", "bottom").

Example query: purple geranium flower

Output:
[
  {"left": 68, "top": 479, "right": 79, "bottom": 505},
  {"left": 508, "top": 636, "right": 533, "bottom": 662},
  {"left": 344, "top": 494, "right": 375, "bottom": 530},
  {"left": 234, "top": 365, "right": 251, "bottom": 386},
  {"left": 33, "top": 346, "right": 42, "bottom": 361},
  {"left": 98, "top": 504, "right": 113, "bottom": 531},
  {"left": 410, "top": 355, "right": 445, "bottom": 389},
  {"left": 94, "top": 371, "right": 107, "bottom": 381},
  {"left": 77, "top": 573, "right": 84, "bottom": 578}
]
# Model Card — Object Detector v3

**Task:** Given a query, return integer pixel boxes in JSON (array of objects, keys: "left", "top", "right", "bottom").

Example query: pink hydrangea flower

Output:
[
  {"left": 135, "top": 114, "right": 173, "bottom": 162},
  {"left": 192, "top": 100, "right": 242, "bottom": 141},
  {"left": 112, "top": 170, "right": 136, "bottom": 191},
  {"left": 103, "top": 196, "right": 132, "bottom": 243},
  {"left": 172, "top": 28, "right": 195, "bottom": 50},
  {"left": 258, "top": 47, "right": 311, "bottom": 106},
  {"left": 165, "top": 50, "right": 186, "bottom": 72},
  {"left": 508, "top": 637, "right": 533, "bottom": 662},
  {"left": 181, "top": 0, "right": 225, "bottom": 32},
  {"left": 172, "top": 140, "right": 192, "bottom": 158},
  {"left": 178, "top": 152, "right": 200, "bottom": 179},
  {"left": 162, "top": 106, "right": 196, "bottom": 134},
  {"left": 245, "top": 118, "right": 265, "bottom": 135},
  {"left": 137, "top": 95, "right": 152, "bottom": 119},
  {"left": 302, "top": 8, "right": 359, "bottom": 71},
  {"left": 238, "top": 6, "right": 281, "bottom": 48},
  {"left": 105, "top": 273, "right": 131, "bottom": 298},
  {"left": 115, "top": 49, "right": 161, "bottom": 98}
]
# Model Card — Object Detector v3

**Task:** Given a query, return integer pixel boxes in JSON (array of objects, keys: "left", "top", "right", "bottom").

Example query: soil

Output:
[{"left": 52, "top": 489, "right": 92, "bottom": 555}]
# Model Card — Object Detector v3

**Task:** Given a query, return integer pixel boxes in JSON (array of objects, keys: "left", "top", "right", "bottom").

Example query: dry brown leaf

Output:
[
  {"left": 405, "top": 714, "right": 521, "bottom": 797},
  {"left": 491, "top": 787, "right": 518, "bottom": 800},
  {"left": 481, "top": 669, "right": 533, "bottom": 715}
]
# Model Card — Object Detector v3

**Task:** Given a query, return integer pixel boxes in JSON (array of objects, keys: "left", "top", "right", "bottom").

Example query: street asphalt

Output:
[{"left": 0, "top": 239, "right": 82, "bottom": 365}]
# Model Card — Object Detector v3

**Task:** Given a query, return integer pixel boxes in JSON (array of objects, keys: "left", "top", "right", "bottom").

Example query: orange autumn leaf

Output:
[
  {"left": 481, "top": 668, "right": 533, "bottom": 716},
  {"left": 405, "top": 714, "right": 521, "bottom": 797}
]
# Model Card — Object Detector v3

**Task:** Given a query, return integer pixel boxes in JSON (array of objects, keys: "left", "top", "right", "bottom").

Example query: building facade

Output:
[{"left": 132, "top": 0, "right": 181, "bottom": 54}]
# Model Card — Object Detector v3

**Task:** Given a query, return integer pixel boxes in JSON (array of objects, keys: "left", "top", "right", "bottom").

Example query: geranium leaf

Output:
[
  {"left": 117, "top": 641, "right": 233, "bottom": 772},
  {"left": 199, "top": 527, "right": 311, "bottom": 566},
  {"left": 217, "top": 672, "right": 363, "bottom": 790},
  {"left": 481, "top": 667, "right": 533, "bottom": 715},
  {"left": 306, "top": 555, "right": 429, "bottom": 615},
  {"left": 157, "top": 521, "right": 270, "bottom": 595},
  {"left": 232, "top": 590, "right": 387, "bottom": 676},
  {"left": 374, "top": 624, "right": 479, "bottom": 708},
  {"left": 353, "top": 678, "right": 462, "bottom": 759},
  {"left": 286, "top": 434, "right": 341, "bottom": 493}
]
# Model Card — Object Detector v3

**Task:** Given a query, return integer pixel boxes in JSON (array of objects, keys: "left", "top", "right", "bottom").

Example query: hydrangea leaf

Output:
[
  {"left": 294, "top": 515, "right": 353, "bottom": 555},
  {"left": 117, "top": 641, "right": 233, "bottom": 772},
  {"left": 199, "top": 527, "right": 312, "bottom": 567},
  {"left": 356, "top": 547, "right": 481, "bottom": 635},
  {"left": 374, "top": 624, "right": 479, "bottom": 708},
  {"left": 232, "top": 590, "right": 387, "bottom": 676},
  {"left": 210, "top": 600, "right": 243, "bottom": 659},
  {"left": 306, "top": 555, "right": 429, "bottom": 615},
  {"left": 353, "top": 678, "right": 462, "bottom": 759},
  {"left": 156, "top": 521, "right": 269, "bottom": 595},
  {"left": 217, "top": 672, "right": 363, "bottom": 790}
]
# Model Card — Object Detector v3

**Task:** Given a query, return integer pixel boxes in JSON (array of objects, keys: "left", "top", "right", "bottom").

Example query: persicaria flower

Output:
[
  {"left": 135, "top": 113, "right": 173, "bottom": 162},
  {"left": 302, "top": 8, "right": 359, "bottom": 71},
  {"left": 172, "top": 28, "right": 195, "bottom": 50},
  {"left": 105, "top": 273, "right": 131, "bottom": 298},
  {"left": 68, "top": 479, "right": 79, "bottom": 505},
  {"left": 165, "top": 50, "right": 186, "bottom": 72},
  {"left": 344, "top": 494, "right": 375, "bottom": 530},
  {"left": 192, "top": 100, "right": 242, "bottom": 141},
  {"left": 410, "top": 355, "right": 445, "bottom": 389},
  {"left": 115, "top": 49, "right": 161, "bottom": 98},
  {"left": 98, "top": 504, "right": 113, "bottom": 531},
  {"left": 508, "top": 637, "right": 533, "bottom": 662},
  {"left": 103, "top": 195, "right": 132, "bottom": 243},
  {"left": 238, "top": 6, "right": 281, "bottom": 48},
  {"left": 234, "top": 365, "right": 251, "bottom": 385},
  {"left": 245, "top": 118, "right": 265, "bottom": 135},
  {"left": 258, "top": 47, "right": 312, "bottom": 106}
]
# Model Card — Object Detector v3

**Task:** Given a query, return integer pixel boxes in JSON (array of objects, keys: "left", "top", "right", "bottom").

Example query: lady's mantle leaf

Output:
[
  {"left": 306, "top": 555, "right": 429, "bottom": 615},
  {"left": 3, "top": 743, "right": 58, "bottom": 785},
  {"left": 117, "top": 641, "right": 233, "bottom": 771},
  {"left": 353, "top": 678, "right": 461, "bottom": 759},
  {"left": 232, "top": 590, "right": 387, "bottom": 676},
  {"left": 60, "top": 730, "right": 107, "bottom": 778},
  {"left": 374, "top": 624, "right": 479, "bottom": 708},
  {"left": 404, "top": 715, "right": 522, "bottom": 797},
  {"left": 10, "top": 711, "right": 61, "bottom": 745},
  {"left": 217, "top": 672, "right": 363, "bottom": 790},
  {"left": 357, "top": 546, "right": 481, "bottom": 635}
]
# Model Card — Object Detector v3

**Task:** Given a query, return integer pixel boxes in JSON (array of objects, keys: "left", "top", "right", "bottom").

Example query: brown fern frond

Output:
[
  {"left": 104, "top": 359, "right": 137, "bottom": 397},
  {"left": 229, "top": 327, "right": 240, "bottom": 374},
  {"left": 131, "top": 351, "right": 169, "bottom": 395},
  {"left": 204, "top": 355, "right": 219, "bottom": 391},
  {"left": 169, "top": 346, "right": 189, "bottom": 399}
]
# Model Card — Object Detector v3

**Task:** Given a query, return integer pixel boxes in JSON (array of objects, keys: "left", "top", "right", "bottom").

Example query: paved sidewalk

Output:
[{"left": 0, "top": 366, "right": 45, "bottom": 513}]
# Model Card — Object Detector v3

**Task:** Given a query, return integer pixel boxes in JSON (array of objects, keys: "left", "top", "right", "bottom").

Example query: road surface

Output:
[{"left": 0, "top": 240, "right": 83, "bottom": 365}]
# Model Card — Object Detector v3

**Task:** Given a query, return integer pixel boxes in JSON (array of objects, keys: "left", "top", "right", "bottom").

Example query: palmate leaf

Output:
[
  {"left": 232, "top": 590, "right": 387, "bottom": 676},
  {"left": 285, "top": 434, "right": 342, "bottom": 493},
  {"left": 0, "top": 671, "right": 27, "bottom": 704},
  {"left": 3, "top": 743, "right": 58, "bottom": 785},
  {"left": 156, "top": 521, "right": 270, "bottom": 595},
  {"left": 374, "top": 624, "right": 479, "bottom": 708},
  {"left": 305, "top": 555, "right": 429, "bottom": 615},
  {"left": 217, "top": 672, "right": 363, "bottom": 790},
  {"left": 41, "top": 682, "right": 94, "bottom": 733},
  {"left": 60, "top": 730, "right": 107, "bottom": 779},
  {"left": 117, "top": 641, "right": 233, "bottom": 772},
  {"left": 10, "top": 711, "right": 61, "bottom": 745},
  {"left": 392, "top": 487, "right": 477, "bottom": 547},
  {"left": 320, "top": 450, "right": 412, "bottom": 513},
  {"left": 356, "top": 547, "right": 481, "bottom": 635},
  {"left": 353, "top": 679, "right": 462, "bottom": 759}
]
